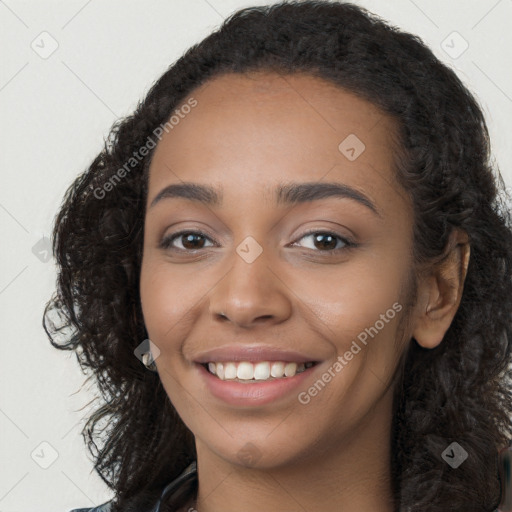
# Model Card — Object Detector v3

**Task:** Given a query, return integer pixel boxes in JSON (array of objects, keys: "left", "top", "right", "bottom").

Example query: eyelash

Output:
[{"left": 158, "top": 229, "right": 356, "bottom": 255}]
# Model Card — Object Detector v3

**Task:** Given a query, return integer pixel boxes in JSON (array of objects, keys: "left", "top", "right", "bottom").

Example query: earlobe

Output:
[{"left": 412, "top": 229, "right": 471, "bottom": 349}]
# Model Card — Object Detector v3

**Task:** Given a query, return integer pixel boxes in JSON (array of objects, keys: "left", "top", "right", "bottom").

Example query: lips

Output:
[
  {"left": 193, "top": 345, "right": 320, "bottom": 364},
  {"left": 193, "top": 345, "right": 322, "bottom": 405}
]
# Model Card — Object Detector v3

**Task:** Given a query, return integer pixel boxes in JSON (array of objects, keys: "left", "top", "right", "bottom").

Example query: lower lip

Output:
[{"left": 197, "top": 363, "right": 318, "bottom": 406}]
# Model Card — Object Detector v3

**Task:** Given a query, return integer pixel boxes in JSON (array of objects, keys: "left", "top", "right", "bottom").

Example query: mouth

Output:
[
  {"left": 200, "top": 360, "right": 318, "bottom": 383},
  {"left": 193, "top": 345, "right": 323, "bottom": 405}
]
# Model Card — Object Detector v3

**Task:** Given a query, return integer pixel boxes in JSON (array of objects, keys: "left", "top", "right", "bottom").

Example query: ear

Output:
[{"left": 411, "top": 229, "right": 471, "bottom": 349}]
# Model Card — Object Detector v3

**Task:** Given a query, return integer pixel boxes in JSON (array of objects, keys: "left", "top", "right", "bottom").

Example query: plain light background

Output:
[{"left": 0, "top": 1, "right": 511, "bottom": 511}]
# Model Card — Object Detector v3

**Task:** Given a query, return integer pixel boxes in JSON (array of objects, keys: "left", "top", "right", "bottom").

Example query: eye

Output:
[
  {"left": 291, "top": 230, "right": 355, "bottom": 253},
  {"left": 159, "top": 230, "right": 215, "bottom": 251},
  {"left": 159, "top": 229, "right": 356, "bottom": 254}
]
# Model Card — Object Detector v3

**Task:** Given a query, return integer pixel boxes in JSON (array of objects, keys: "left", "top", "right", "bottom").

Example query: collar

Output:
[{"left": 151, "top": 460, "right": 197, "bottom": 512}]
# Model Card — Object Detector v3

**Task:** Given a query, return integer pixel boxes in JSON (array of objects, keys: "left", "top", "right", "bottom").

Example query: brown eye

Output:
[
  {"left": 159, "top": 231, "right": 214, "bottom": 251},
  {"left": 294, "top": 231, "right": 353, "bottom": 252}
]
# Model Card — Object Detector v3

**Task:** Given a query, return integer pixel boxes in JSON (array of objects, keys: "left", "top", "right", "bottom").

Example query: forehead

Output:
[
  {"left": 147, "top": 71, "right": 406, "bottom": 213},
  {"left": 185, "top": 70, "right": 388, "bottom": 135}
]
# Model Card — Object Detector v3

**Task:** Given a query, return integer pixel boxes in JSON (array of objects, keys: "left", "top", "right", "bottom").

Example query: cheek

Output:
[
  {"left": 140, "top": 255, "right": 230, "bottom": 361},
  {"left": 139, "top": 258, "right": 198, "bottom": 347},
  {"left": 294, "top": 263, "right": 409, "bottom": 427},
  {"left": 293, "top": 256, "right": 407, "bottom": 335},
  {"left": 297, "top": 254, "right": 410, "bottom": 386},
  {"left": 333, "top": 267, "right": 409, "bottom": 382}
]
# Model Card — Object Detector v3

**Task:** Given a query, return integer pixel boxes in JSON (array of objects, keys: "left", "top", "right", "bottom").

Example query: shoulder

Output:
[
  {"left": 69, "top": 461, "right": 197, "bottom": 512},
  {"left": 69, "top": 500, "right": 114, "bottom": 512}
]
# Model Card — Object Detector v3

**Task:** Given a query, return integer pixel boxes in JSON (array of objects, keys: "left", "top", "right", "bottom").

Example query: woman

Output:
[{"left": 44, "top": 1, "right": 512, "bottom": 511}]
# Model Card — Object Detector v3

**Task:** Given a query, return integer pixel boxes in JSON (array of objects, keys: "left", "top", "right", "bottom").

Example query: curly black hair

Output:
[{"left": 44, "top": 2, "right": 512, "bottom": 511}]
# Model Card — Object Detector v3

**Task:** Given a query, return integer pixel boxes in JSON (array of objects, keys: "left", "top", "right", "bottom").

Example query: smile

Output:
[{"left": 204, "top": 361, "right": 317, "bottom": 382}]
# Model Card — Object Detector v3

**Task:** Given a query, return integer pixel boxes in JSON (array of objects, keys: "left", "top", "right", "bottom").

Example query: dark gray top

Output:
[
  {"left": 69, "top": 461, "right": 197, "bottom": 512},
  {"left": 69, "top": 460, "right": 501, "bottom": 512}
]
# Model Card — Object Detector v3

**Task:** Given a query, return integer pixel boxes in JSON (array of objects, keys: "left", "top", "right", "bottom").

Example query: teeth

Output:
[
  {"left": 224, "top": 362, "right": 237, "bottom": 380},
  {"left": 270, "top": 361, "right": 285, "bottom": 378},
  {"left": 284, "top": 362, "right": 297, "bottom": 377},
  {"left": 254, "top": 362, "right": 270, "bottom": 380},
  {"left": 205, "top": 360, "right": 315, "bottom": 381},
  {"left": 216, "top": 362, "right": 225, "bottom": 380},
  {"left": 237, "top": 361, "right": 254, "bottom": 380}
]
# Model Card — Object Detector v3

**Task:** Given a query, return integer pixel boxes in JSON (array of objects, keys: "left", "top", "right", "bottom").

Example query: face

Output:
[{"left": 140, "top": 71, "right": 416, "bottom": 469}]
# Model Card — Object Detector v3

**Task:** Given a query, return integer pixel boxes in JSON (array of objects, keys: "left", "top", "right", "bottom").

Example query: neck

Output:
[{"left": 192, "top": 388, "right": 396, "bottom": 512}]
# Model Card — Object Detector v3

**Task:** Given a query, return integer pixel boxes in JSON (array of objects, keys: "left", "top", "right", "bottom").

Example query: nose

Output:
[{"left": 208, "top": 245, "right": 292, "bottom": 329}]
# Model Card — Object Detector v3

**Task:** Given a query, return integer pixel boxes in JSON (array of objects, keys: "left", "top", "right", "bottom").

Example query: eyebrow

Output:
[{"left": 149, "top": 181, "right": 381, "bottom": 216}]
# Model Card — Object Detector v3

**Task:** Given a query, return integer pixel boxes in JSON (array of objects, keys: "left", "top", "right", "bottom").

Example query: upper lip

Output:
[{"left": 193, "top": 345, "right": 321, "bottom": 364}]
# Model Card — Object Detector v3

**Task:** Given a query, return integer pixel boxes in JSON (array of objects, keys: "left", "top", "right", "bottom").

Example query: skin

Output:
[{"left": 140, "top": 71, "right": 470, "bottom": 512}]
